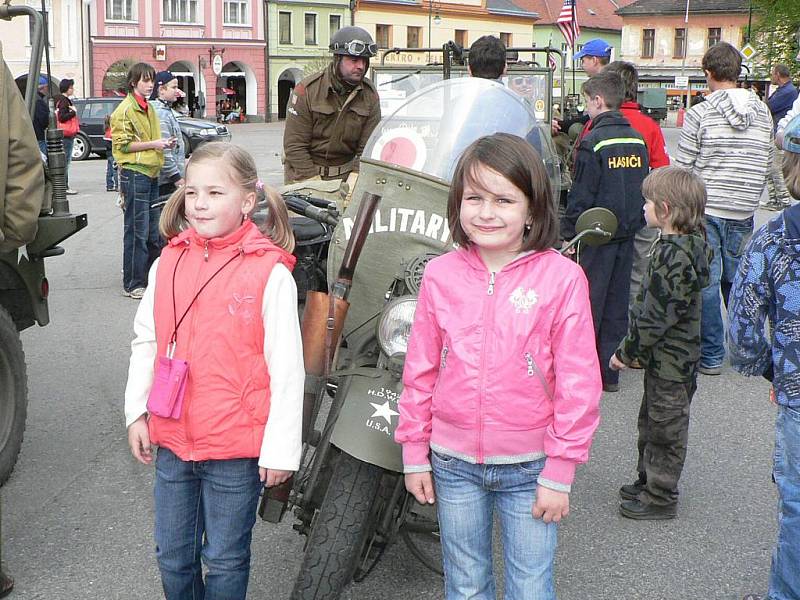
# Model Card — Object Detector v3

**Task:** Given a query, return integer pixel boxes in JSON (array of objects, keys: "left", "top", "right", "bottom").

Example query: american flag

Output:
[{"left": 556, "top": 0, "right": 580, "bottom": 49}]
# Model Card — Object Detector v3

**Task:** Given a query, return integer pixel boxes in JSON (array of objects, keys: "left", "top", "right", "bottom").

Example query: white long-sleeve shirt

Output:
[
  {"left": 777, "top": 94, "right": 800, "bottom": 147},
  {"left": 124, "top": 260, "right": 305, "bottom": 471}
]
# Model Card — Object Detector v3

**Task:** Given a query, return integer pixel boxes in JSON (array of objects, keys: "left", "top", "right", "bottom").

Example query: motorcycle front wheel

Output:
[{"left": 291, "top": 451, "right": 383, "bottom": 600}]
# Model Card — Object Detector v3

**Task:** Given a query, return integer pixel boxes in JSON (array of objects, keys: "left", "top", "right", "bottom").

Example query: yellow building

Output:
[{"left": 355, "top": 0, "right": 540, "bottom": 67}]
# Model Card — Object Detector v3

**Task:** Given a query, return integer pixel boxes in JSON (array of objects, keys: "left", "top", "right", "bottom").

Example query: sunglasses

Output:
[{"left": 334, "top": 40, "right": 378, "bottom": 57}]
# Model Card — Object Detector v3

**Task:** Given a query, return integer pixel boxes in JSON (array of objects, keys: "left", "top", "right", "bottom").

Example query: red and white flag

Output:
[{"left": 556, "top": 0, "right": 580, "bottom": 49}]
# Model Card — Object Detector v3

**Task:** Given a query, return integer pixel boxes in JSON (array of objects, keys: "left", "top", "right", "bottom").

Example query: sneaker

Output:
[
  {"left": 66, "top": 188, "right": 78, "bottom": 195},
  {"left": 619, "top": 477, "right": 646, "bottom": 501},
  {"left": 603, "top": 383, "right": 619, "bottom": 393},
  {"left": 699, "top": 364, "right": 722, "bottom": 376},
  {"left": 106, "top": 187, "right": 118, "bottom": 192},
  {"left": 123, "top": 287, "right": 146, "bottom": 299},
  {"left": 619, "top": 498, "right": 677, "bottom": 520}
]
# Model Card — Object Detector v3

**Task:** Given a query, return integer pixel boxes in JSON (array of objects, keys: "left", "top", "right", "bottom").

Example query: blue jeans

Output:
[
  {"left": 154, "top": 447, "right": 263, "bottom": 600},
  {"left": 701, "top": 215, "right": 754, "bottom": 368},
  {"left": 105, "top": 140, "right": 117, "bottom": 190},
  {"left": 120, "top": 169, "right": 162, "bottom": 292},
  {"left": 769, "top": 405, "right": 800, "bottom": 600},
  {"left": 432, "top": 452, "right": 557, "bottom": 600},
  {"left": 62, "top": 136, "right": 73, "bottom": 187}
]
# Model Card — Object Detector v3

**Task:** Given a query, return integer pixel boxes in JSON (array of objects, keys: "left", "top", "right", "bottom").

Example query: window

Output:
[
  {"left": 279, "top": 12, "right": 291, "bottom": 44},
  {"left": 304, "top": 13, "right": 317, "bottom": 45},
  {"left": 641, "top": 28, "right": 654, "bottom": 58},
  {"left": 376, "top": 24, "right": 391, "bottom": 49},
  {"left": 27, "top": 7, "right": 55, "bottom": 47},
  {"left": 707, "top": 27, "right": 721, "bottom": 48},
  {"left": 407, "top": 26, "right": 421, "bottom": 48},
  {"left": 224, "top": 0, "right": 248, "bottom": 25},
  {"left": 673, "top": 28, "right": 686, "bottom": 59},
  {"left": 162, "top": 0, "right": 198, "bottom": 23},
  {"left": 500, "top": 32, "right": 512, "bottom": 47},
  {"left": 329, "top": 14, "right": 341, "bottom": 37},
  {"left": 106, "top": 0, "right": 135, "bottom": 21},
  {"left": 455, "top": 29, "right": 467, "bottom": 48}
]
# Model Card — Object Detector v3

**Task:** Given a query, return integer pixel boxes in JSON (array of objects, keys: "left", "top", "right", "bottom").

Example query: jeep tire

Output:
[{"left": 0, "top": 306, "right": 27, "bottom": 486}]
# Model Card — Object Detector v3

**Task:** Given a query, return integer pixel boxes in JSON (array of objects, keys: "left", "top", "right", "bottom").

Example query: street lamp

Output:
[{"left": 428, "top": 0, "right": 440, "bottom": 62}]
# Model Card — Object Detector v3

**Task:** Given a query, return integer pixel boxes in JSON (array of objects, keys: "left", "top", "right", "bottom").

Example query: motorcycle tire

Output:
[{"left": 290, "top": 451, "right": 383, "bottom": 600}]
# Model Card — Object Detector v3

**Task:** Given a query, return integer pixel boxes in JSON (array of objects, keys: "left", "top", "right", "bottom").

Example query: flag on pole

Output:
[
  {"left": 556, "top": 0, "right": 580, "bottom": 49},
  {"left": 548, "top": 53, "right": 558, "bottom": 71}
]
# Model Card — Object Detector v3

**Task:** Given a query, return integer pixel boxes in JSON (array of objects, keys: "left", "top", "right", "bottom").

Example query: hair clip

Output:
[{"left": 256, "top": 179, "right": 265, "bottom": 191}]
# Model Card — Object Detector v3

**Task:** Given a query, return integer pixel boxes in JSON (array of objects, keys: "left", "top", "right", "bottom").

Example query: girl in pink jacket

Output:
[{"left": 396, "top": 133, "right": 602, "bottom": 600}]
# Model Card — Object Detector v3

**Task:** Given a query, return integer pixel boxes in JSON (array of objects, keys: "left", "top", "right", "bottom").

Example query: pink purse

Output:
[{"left": 147, "top": 342, "right": 188, "bottom": 419}]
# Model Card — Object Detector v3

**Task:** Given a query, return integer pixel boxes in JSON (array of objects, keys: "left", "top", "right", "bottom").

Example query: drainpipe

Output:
[
  {"left": 85, "top": 0, "right": 94, "bottom": 96},
  {"left": 350, "top": 0, "right": 355, "bottom": 26},
  {"left": 264, "top": 0, "right": 271, "bottom": 121}
]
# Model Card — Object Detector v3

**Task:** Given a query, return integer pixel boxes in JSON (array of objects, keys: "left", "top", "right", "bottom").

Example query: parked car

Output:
[{"left": 70, "top": 97, "right": 232, "bottom": 161}]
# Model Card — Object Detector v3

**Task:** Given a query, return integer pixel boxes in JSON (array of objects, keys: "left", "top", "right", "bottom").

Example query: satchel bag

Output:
[
  {"left": 57, "top": 112, "right": 80, "bottom": 138},
  {"left": 146, "top": 249, "right": 241, "bottom": 419}
]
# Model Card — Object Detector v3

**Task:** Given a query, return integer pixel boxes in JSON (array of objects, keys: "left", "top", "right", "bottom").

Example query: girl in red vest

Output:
[{"left": 124, "top": 141, "right": 303, "bottom": 600}]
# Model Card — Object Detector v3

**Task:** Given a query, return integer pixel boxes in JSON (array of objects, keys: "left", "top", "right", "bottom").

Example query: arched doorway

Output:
[
  {"left": 14, "top": 74, "right": 59, "bottom": 100},
  {"left": 167, "top": 60, "right": 196, "bottom": 115},
  {"left": 216, "top": 61, "right": 257, "bottom": 121},
  {"left": 102, "top": 59, "right": 137, "bottom": 97},
  {"left": 277, "top": 68, "right": 304, "bottom": 119}
]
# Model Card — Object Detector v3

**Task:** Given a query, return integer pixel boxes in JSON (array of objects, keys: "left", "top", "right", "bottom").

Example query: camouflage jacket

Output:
[
  {"left": 615, "top": 233, "right": 710, "bottom": 382},
  {"left": 728, "top": 204, "right": 800, "bottom": 408}
]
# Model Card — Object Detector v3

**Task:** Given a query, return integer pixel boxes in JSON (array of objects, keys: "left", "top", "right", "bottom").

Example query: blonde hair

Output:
[
  {"left": 641, "top": 166, "right": 706, "bottom": 235},
  {"left": 160, "top": 142, "right": 294, "bottom": 253},
  {"left": 783, "top": 152, "right": 800, "bottom": 201}
]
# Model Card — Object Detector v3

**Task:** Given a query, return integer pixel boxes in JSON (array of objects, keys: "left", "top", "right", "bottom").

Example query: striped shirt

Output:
[{"left": 675, "top": 88, "right": 775, "bottom": 221}]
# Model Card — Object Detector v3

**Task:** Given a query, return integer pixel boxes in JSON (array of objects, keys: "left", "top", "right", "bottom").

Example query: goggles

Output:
[{"left": 333, "top": 40, "right": 378, "bottom": 57}]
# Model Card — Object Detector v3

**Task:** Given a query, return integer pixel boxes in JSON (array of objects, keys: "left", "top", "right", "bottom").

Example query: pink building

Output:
[{"left": 89, "top": 0, "right": 267, "bottom": 120}]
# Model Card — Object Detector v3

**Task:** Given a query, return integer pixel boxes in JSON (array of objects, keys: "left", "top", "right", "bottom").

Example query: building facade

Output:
[
  {"left": 617, "top": 0, "right": 750, "bottom": 93},
  {"left": 89, "top": 0, "right": 267, "bottom": 120},
  {"left": 354, "top": 0, "right": 539, "bottom": 69},
  {"left": 1, "top": 0, "right": 88, "bottom": 95},
  {"left": 267, "top": 0, "right": 351, "bottom": 120}
]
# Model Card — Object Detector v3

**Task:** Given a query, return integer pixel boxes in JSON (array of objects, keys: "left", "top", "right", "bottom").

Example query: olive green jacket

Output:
[
  {"left": 283, "top": 64, "right": 380, "bottom": 183},
  {"left": 111, "top": 93, "right": 164, "bottom": 178},
  {"left": 0, "top": 43, "right": 44, "bottom": 253}
]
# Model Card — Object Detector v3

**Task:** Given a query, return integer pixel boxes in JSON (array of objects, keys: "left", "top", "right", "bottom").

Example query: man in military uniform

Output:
[{"left": 283, "top": 26, "right": 381, "bottom": 184}]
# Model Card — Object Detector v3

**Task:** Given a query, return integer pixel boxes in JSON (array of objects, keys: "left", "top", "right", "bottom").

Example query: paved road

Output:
[{"left": 1, "top": 122, "right": 782, "bottom": 600}]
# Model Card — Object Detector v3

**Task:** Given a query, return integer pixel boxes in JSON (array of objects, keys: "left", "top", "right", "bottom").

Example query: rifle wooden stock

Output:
[
  {"left": 337, "top": 192, "right": 381, "bottom": 285},
  {"left": 298, "top": 192, "right": 381, "bottom": 444}
]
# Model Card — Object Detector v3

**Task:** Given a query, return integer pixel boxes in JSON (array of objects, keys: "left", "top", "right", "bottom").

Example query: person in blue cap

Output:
[
  {"left": 728, "top": 113, "right": 800, "bottom": 600},
  {"left": 552, "top": 39, "right": 612, "bottom": 136},
  {"left": 33, "top": 75, "right": 50, "bottom": 153}
]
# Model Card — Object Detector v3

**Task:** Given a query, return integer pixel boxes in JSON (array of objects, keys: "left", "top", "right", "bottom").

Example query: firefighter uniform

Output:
[{"left": 283, "top": 64, "right": 381, "bottom": 184}]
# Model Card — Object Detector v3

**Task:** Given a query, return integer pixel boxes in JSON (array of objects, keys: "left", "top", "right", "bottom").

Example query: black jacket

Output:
[
  {"left": 561, "top": 110, "right": 649, "bottom": 241},
  {"left": 33, "top": 92, "right": 49, "bottom": 141}
]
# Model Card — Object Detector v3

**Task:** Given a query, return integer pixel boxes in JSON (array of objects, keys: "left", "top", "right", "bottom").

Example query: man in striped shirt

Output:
[{"left": 675, "top": 42, "right": 777, "bottom": 376}]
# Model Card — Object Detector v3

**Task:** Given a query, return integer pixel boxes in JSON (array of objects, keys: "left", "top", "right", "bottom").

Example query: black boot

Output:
[
  {"left": 619, "top": 473, "right": 646, "bottom": 501},
  {"left": 619, "top": 498, "right": 677, "bottom": 520}
]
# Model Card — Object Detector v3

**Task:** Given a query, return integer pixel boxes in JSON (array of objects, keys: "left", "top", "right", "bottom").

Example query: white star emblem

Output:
[{"left": 369, "top": 401, "right": 399, "bottom": 424}]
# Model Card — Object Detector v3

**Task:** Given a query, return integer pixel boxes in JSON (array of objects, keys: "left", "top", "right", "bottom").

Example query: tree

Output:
[{"left": 751, "top": 0, "right": 800, "bottom": 79}]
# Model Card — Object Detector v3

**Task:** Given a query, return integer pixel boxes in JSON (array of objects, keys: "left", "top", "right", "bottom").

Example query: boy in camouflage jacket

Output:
[{"left": 610, "top": 166, "right": 711, "bottom": 520}]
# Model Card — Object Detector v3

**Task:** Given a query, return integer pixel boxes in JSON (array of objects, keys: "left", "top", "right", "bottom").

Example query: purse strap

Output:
[{"left": 168, "top": 246, "right": 242, "bottom": 356}]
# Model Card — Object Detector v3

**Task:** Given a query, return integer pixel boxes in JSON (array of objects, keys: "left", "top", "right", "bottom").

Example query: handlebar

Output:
[
  {"left": 560, "top": 226, "right": 613, "bottom": 255},
  {"left": 283, "top": 194, "right": 339, "bottom": 227}
]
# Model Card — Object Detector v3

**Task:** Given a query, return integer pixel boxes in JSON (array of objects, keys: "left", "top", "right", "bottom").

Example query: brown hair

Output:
[
  {"left": 582, "top": 71, "right": 624, "bottom": 111},
  {"left": 448, "top": 133, "right": 558, "bottom": 251},
  {"left": 160, "top": 142, "right": 294, "bottom": 253},
  {"left": 702, "top": 42, "right": 741, "bottom": 83},
  {"left": 641, "top": 166, "right": 706, "bottom": 235},
  {"left": 126, "top": 62, "right": 155, "bottom": 92},
  {"left": 604, "top": 61, "right": 638, "bottom": 102},
  {"left": 784, "top": 152, "right": 800, "bottom": 200}
]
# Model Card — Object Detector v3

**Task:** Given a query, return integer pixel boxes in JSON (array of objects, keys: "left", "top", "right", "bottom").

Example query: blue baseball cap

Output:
[
  {"left": 783, "top": 113, "right": 800, "bottom": 154},
  {"left": 38, "top": 75, "right": 48, "bottom": 86},
  {"left": 573, "top": 39, "right": 612, "bottom": 60}
]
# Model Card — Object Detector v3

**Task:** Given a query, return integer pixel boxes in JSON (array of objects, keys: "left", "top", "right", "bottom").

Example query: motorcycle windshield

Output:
[{"left": 363, "top": 78, "right": 559, "bottom": 191}]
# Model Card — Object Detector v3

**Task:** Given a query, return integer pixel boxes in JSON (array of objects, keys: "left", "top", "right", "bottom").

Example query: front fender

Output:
[{"left": 330, "top": 370, "right": 404, "bottom": 474}]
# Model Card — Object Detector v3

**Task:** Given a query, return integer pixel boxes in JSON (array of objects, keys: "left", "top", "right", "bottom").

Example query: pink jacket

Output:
[{"left": 395, "top": 246, "right": 601, "bottom": 491}]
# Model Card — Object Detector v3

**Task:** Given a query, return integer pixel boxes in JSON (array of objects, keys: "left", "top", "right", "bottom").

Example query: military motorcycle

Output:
[{"left": 265, "top": 78, "right": 614, "bottom": 600}]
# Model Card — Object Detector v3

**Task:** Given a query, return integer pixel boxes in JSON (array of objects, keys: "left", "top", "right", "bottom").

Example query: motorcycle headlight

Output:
[{"left": 377, "top": 296, "right": 418, "bottom": 357}]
